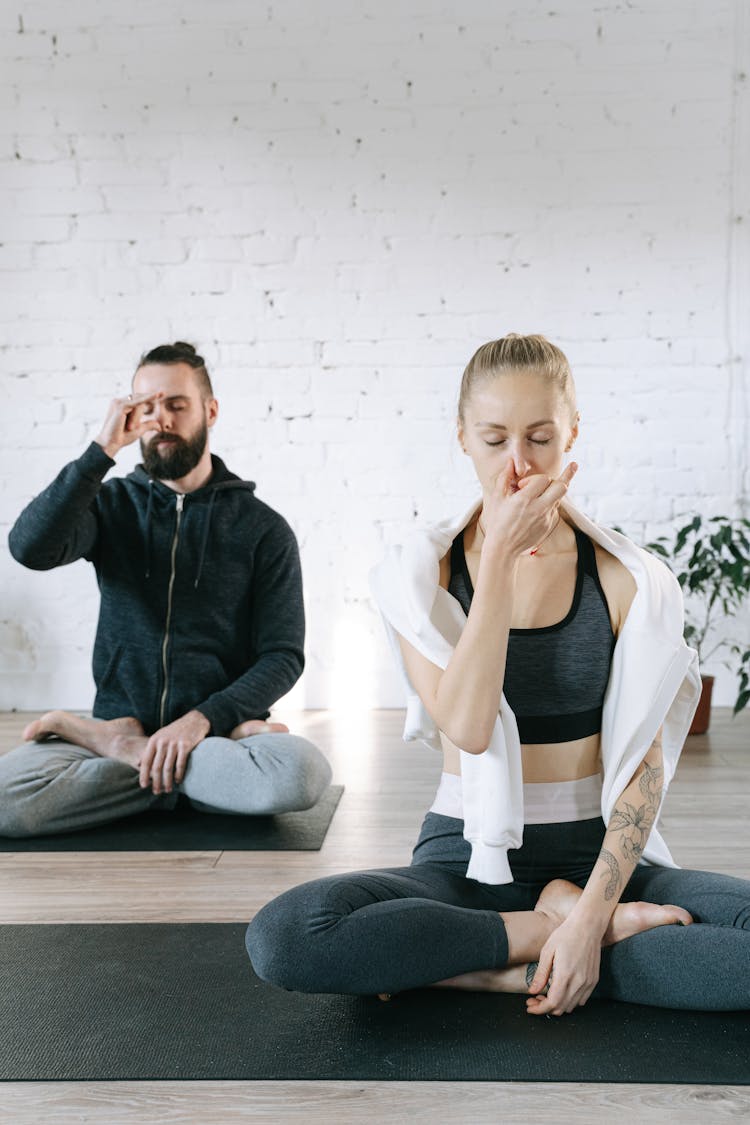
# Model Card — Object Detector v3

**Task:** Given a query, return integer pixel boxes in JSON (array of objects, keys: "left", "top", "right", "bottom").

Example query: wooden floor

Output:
[{"left": 1, "top": 708, "right": 748, "bottom": 1123}]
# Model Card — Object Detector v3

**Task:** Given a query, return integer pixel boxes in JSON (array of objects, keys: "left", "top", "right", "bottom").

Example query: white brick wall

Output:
[{"left": 1, "top": 0, "right": 748, "bottom": 713}]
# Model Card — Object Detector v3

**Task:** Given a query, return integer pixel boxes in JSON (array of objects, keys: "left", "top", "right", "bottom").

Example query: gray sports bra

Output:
[{"left": 448, "top": 527, "right": 615, "bottom": 744}]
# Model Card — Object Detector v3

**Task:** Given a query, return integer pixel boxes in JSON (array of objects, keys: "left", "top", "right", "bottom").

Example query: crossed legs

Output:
[
  {"left": 0, "top": 710, "right": 333, "bottom": 837},
  {"left": 246, "top": 863, "right": 691, "bottom": 1000},
  {"left": 247, "top": 858, "right": 750, "bottom": 1010}
]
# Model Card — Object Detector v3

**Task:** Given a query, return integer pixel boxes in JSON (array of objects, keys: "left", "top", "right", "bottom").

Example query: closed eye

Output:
[{"left": 484, "top": 438, "right": 551, "bottom": 447}]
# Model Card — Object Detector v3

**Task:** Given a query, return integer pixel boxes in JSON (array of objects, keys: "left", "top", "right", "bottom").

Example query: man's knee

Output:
[
  {"left": 245, "top": 734, "right": 332, "bottom": 814},
  {"left": 0, "top": 781, "right": 51, "bottom": 838},
  {"left": 0, "top": 746, "right": 143, "bottom": 838},
  {"left": 279, "top": 735, "right": 333, "bottom": 810},
  {"left": 183, "top": 734, "right": 332, "bottom": 816}
]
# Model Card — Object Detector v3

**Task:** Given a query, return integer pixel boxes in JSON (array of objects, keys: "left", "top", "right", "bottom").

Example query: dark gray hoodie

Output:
[{"left": 9, "top": 442, "right": 305, "bottom": 736}]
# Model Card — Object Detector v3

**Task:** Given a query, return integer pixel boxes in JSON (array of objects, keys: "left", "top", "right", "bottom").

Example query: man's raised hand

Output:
[{"left": 95, "top": 391, "right": 164, "bottom": 459}]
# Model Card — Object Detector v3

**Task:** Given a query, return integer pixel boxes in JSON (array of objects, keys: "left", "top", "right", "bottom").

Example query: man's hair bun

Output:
[{"left": 137, "top": 341, "right": 214, "bottom": 398}]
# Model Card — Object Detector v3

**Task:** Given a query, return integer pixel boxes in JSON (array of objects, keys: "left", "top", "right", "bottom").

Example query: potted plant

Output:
[{"left": 645, "top": 515, "right": 750, "bottom": 733}]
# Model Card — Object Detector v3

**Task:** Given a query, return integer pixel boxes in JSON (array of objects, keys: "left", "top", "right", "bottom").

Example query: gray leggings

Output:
[
  {"left": 0, "top": 733, "right": 332, "bottom": 837},
  {"left": 246, "top": 812, "right": 750, "bottom": 1010}
]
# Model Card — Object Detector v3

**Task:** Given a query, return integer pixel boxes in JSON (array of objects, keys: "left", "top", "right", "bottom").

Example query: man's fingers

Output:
[
  {"left": 121, "top": 390, "right": 164, "bottom": 408},
  {"left": 124, "top": 399, "right": 160, "bottom": 433},
  {"left": 149, "top": 745, "right": 166, "bottom": 793},
  {"left": 161, "top": 747, "right": 179, "bottom": 794},
  {"left": 139, "top": 741, "right": 157, "bottom": 788},
  {"left": 174, "top": 745, "right": 189, "bottom": 785}
]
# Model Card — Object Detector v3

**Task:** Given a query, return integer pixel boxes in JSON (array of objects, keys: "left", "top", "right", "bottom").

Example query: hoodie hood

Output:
[
  {"left": 130, "top": 453, "right": 256, "bottom": 496},
  {"left": 129, "top": 454, "right": 256, "bottom": 586}
]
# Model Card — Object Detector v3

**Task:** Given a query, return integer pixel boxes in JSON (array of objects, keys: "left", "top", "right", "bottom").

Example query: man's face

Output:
[{"left": 133, "top": 362, "right": 217, "bottom": 481}]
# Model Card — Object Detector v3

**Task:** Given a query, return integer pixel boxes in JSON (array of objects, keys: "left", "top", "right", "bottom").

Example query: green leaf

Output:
[{"left": 733, "top": 689, "right": 750, "bottom": 716}]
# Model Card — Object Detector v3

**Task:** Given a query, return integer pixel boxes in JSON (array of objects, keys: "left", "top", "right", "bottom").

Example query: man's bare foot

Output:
[
  {"left": 536, "top": 878, "right": 693, "bottom": 946},
  {"left": 22, "top": 711, "right": 147, "bottom": 769},
  {"left": 230, "top": 719, "right": 290, "bottom": 739}
]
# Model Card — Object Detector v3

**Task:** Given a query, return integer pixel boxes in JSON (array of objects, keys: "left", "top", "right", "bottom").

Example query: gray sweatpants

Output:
[{"left": 0, "top": 732, "right": 333, "bottom": 838}]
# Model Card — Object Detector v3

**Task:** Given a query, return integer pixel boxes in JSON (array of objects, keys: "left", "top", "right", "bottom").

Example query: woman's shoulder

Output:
[
  {"left": 592, "top": 541, "right": 637, "bottom": 636},
  {"left": 438, "top": 547, "right": 452, "bottom": 590}
]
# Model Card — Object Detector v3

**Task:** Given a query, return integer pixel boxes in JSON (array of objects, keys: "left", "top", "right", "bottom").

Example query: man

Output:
[{"left": 2, "top": 342, "right": 331, "bottom": 836}]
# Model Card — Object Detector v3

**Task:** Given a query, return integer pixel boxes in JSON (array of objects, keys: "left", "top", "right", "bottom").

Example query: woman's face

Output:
[{"left": 458, "top": 371, "right": 577, "bottom": 494}]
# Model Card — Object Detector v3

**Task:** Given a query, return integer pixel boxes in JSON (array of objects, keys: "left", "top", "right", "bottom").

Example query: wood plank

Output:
[{"left": 0, "top": 1080, "right": 748, "bottom": 1125}]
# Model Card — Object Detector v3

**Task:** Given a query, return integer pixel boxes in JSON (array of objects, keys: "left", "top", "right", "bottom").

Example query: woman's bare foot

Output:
[
  {"left": 22, "top": 711, "right": 147, "bottom": 769},
  {"left": 432, "top": 964, "right": 531, "bottom": 994},
  {"left": 431, "top": 878, "right": 692, "bottom": 996},
  {"left": 536, "top": 878, "right": 693, "bottom": 946},
  {"left": 230, "top": 719, "right": 290, "bottom": 739}
]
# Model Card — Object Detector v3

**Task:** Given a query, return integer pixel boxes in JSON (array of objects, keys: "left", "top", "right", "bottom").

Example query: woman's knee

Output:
[
  {"left": 246, "top": 886, "right": 322, "bottom": 991},
  {"left": 246, "top": 874, "right": 355, "bottom": 991}
]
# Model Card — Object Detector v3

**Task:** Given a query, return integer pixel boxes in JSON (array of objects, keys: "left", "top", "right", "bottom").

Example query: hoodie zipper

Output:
[{"left": 159, "top": 493, "right": 185, "bottom": 728}]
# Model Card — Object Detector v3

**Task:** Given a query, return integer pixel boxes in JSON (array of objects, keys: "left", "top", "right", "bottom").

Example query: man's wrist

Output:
[
  {"left": 94, "top": 438, "right": 119, "bottom": 460},
  {"left": 189, "top": 709, "right": 212, "bottom": 738}
]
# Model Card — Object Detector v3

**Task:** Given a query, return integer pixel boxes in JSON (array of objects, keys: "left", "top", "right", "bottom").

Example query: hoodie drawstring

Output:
[
  {"left": 194, "top": 490, "right": 216, "bottom": 588},
  {"left": 144, "top": 482, "right": 154, "bottom": 578}
]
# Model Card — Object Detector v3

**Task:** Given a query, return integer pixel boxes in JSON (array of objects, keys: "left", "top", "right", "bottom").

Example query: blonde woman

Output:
[{"left": 247, "top": 335, "right": 750, "bottom": 1014}]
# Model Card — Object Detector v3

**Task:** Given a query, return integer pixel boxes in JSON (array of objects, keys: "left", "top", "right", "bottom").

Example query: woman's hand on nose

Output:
[
  {"left": 516, "top": 461, "right": 578, "bottom": 497},
  {"left": 480, "top": 461, "right": 579, "bottom": 558}
]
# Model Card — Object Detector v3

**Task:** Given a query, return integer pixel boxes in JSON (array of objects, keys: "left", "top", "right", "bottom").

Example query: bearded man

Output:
[{"left": 2, "top": 342, "right": 331, "bottom": 836}]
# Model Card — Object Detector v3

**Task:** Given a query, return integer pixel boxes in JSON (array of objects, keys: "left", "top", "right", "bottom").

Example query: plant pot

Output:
[{"left": 688, "top": 675, "right": 715, "bottom": 735}]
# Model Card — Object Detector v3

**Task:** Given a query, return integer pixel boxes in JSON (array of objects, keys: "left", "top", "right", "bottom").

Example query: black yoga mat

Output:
[
  {"left": 0, "top": 786, "right": 343, "bottom": 852},
  {"left": 2, "top": 922, "right": 748, "bottom": 1083}
]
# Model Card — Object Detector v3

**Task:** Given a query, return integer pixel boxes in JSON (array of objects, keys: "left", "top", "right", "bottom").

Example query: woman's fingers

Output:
[
  {"left": 523, "top": 463, "right": 578, "bottom": 509},
  {"left": 528, "top": 948, "right": 554, "bottom": 995},
  {"left": 489, "top": 458, "right": 517, "bottom": 497},
  {"left": 527, "top": 970, "right": 596, "bottom": 1017}
]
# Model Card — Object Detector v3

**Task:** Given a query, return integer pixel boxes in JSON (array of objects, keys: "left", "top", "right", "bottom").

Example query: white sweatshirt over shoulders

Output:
[{"left": 369, "top": 498, "right": 702, "bottom": 886}]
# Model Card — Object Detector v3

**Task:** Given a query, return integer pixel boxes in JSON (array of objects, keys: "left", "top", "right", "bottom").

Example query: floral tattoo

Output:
[
  {"left": 598, "top": 756, "right": 664, "bottom": 900},
  {"left": 599, "top": 848, "right": 622, "bottom": 900}
]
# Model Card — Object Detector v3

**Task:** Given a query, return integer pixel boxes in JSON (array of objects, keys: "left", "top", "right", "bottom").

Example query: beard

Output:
[{"left": 140, "top": 419, "right": 208, "bottom": 481}]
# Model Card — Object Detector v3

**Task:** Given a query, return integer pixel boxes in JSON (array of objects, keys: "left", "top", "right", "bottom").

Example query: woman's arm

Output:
[
  {"left": 526, "top": 728, "right": 665, "bottom": 1016},
  {"left": 399, "top": 461, "right": 577, "bottom": 754},
  {"left": 398, "top": 542, "right": 519, "bottom": 754}
]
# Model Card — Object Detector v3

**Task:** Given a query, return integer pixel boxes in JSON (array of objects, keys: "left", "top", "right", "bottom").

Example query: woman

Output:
[{"left": 247, "top": 334, "right": 750, "bottom": 1014}]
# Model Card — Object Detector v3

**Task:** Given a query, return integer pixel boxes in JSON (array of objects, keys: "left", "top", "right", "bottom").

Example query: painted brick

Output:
[{"left": 1, "top": 0, "right": 747, "bottom": 713}]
